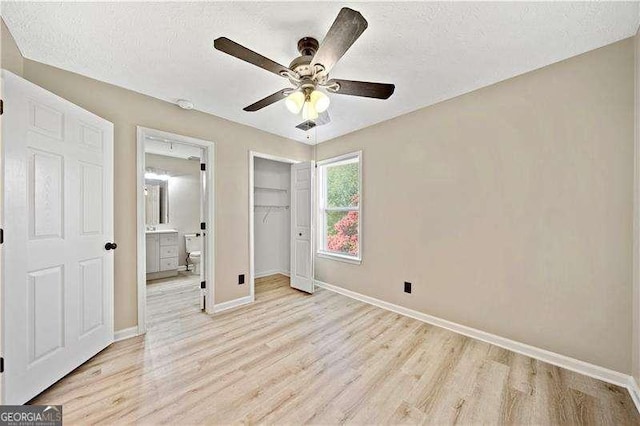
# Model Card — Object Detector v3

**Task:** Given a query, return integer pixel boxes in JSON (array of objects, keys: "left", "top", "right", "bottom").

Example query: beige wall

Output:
[
  {"left": 0, "top": 19, "right": 23, "bottom": 77},
  {"left": 21, "top": 60, "right": 311, "bottom": 331},
  {"left": 315, "top": 38, "right": 635, "bottom": 373}
]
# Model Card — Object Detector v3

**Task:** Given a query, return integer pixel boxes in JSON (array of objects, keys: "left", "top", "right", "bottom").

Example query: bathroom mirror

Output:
[{"left": 145, "top": 180, "right": 169, "bottom": 225}]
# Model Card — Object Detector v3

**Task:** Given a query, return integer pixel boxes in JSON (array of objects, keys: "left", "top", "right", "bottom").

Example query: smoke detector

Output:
[{"left": 176, "top": 99, "right": 194, "bottom": 110}]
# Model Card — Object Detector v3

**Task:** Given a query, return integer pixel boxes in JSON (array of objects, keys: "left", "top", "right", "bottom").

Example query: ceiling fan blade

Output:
[
  {"left": 296, "top": 111, "right": 331, "bottom": 131},
  {"left": 311, "top": 8, "right": 368, "bottom": 74},
  {"left": 243, "top": 89, "right": 289, "bottom": 112},
  {"left": 327, "top": 79, "right": 395, "bottom": 99},
  {"left": 214, "top": 37, "right": 290, "bottom": 78}
]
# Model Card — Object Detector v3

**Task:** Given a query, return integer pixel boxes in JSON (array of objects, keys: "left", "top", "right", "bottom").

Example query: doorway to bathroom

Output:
[{"left": 136, "top": 127, "right": 215, "bottom": 335}]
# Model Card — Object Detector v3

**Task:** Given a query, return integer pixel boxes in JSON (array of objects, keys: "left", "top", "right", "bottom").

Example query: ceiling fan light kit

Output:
[
  {"left": 286, "top": 89, "right": 330, "bottom": 117},
  {"left": 285, "top": 91, "right": 305, "bottom": 114},
  {"left": 213, "top": 7, "right": 395, "bottom": 130},
  {"left": 302, "top": 99, "right": 318, "bottom": 121}
]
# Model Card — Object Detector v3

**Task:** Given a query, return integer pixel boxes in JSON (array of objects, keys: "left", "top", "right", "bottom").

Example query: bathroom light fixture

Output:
[
  {"left": 285, "top": 89, "right": 330, "bottom": 121},
  {"left": 145, "top": 171, "right": 171, "bottom": 181}
]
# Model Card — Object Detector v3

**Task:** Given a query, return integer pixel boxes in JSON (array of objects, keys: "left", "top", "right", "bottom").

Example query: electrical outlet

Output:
[
  {"left": 238, "top": 274, "right": 245, "bottom": 285},
  {"left": 404, "top": 282, "right": 412, "bottom": 294}
]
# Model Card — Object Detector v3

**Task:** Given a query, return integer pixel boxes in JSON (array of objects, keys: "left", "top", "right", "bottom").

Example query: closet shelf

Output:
[{"left": 254, "top": 186, "right": 288, "bottom": 193}]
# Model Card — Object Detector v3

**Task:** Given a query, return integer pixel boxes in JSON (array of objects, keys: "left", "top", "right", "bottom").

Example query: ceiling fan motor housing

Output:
[
  {"left": 297, "top": 37, "right": 319, "bottom": 56},
  {"left": 288, "top": 37, "right": 328, "bottom": 87}
]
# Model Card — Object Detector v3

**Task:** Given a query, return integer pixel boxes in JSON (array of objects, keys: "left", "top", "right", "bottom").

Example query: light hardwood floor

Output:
[{"left": 32, "top": 274, "right": 639, "bottom": 425}]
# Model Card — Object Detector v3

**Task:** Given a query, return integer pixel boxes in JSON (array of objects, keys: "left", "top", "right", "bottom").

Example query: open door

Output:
[
  {"left": 290, "top": 162, "right": 314, "bottom": 293},
  {"left": 1, "top": 71, "right": 114, "bottom": 404}
]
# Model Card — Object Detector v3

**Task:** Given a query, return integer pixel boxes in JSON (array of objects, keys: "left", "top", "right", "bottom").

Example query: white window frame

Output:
[{"left": 317, "top": 151, "right": 362, "bottom": 264}]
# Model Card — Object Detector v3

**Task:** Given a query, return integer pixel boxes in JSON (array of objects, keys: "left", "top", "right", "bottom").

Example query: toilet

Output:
[{"left": 184, "top": 233, "right": 202, "bottom": 274}]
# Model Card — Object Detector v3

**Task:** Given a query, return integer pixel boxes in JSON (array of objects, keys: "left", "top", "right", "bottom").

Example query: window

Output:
[{"left": 317, "top": 151, "right": 361, "bottom": 263}]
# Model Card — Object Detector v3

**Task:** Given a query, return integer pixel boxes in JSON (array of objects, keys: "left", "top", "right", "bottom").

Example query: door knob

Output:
[{"left": 105, "top": 242, "right": 118, "bottom": 250}]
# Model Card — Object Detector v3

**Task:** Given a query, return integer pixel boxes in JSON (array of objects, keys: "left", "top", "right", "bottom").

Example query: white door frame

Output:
[
  {"left": 248, "top": 151, "right": 301, "bottom": 300},
  {"left": 136, "top": 127, "right": 216, "bottom": 334}
]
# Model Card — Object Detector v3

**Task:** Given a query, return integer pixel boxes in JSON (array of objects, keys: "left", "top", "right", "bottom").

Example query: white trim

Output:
[
  {"left": 136, "top": 128, "right": 147, "bottom": 335},
  {"left": 314, "top": 280, "right": 635, "bottom": 391},
  {"left": 136, "top": 127, "right": 216, "bottom": 333},
  {"left": 114, "top": 326, "right": 140, "bottom": 342},
  {"left": 629, "top": 376, "right": 640, "bottom": 414},
  {"left": 316, "top": 150, "right": 362, "bottom": 263},
  {"left": 212, "top": 296, "right": 253, "bottom": 313},
  {"left": 249, "top": 151, "right": 300, "bottom": 302},
  {"left": 254, "top": 269, "right": 290, "bottom": 279},
  {"left": 316, "top": 151, "right": 360, "bottom": 166},
  {"left": 317, "top": 251, "right": 362, "bottom": 265},
  {"left": 633, "top": 28, "right": 640, "bottom": 411}
]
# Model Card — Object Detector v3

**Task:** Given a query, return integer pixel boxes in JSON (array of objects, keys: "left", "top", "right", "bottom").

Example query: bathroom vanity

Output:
[{"left": 146, "top": 229, "right": 179, "bottom": 280}]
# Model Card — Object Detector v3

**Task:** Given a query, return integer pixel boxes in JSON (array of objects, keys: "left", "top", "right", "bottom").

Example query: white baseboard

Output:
[
  {"left": 213, "top": 295, "right": 253, "bottom": 313},
  {"left": 255, "top": 269, "right": 281, "bottom": 279},
  {"left": 628, "top": 376, "right": 640, "bottom": 414},
  {"left": 255, "top": 270, "right": 290, "bottom": 279},
  {"left": 114, "top": 326, "right": 140, "bottom": 342},
  {"left": 315, "top": 280, "right": 636, "bottom": 396}
]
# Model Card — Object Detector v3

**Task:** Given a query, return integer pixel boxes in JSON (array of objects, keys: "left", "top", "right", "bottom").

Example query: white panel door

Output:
[
  {"left": 290, "top": 162, "right": 314, "bottom": 293},
  {"left": 1, "top": 70, "right": 114, "bottom": 405}
]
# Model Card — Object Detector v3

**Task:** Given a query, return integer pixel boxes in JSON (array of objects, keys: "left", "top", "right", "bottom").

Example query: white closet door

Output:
[
  {"left": 290, "top": 162, "right": 314, "bottom": 293},
  {"left": 2, "top": 70, "right": 114, "bottom": 404}
]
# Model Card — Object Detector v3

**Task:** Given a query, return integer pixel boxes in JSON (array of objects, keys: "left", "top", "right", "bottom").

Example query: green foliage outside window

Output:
[{"left": 325, "top": 161, "right": 359, "bottom": 256}]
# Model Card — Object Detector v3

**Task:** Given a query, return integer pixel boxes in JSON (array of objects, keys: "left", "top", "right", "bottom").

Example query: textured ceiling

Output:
[{"left": 2, "top": 2, "right": 639, "bottom": 144}]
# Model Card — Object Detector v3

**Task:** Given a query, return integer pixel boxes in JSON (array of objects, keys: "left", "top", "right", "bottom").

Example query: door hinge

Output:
[
  {"left": 200, "top": 163, "right": 206, "bottom": 171},
  {"left": 1, "top": 357, "right": 4, "bottom": 373},
  {"left": 1, "top": 99, "right": 3, "bottom": 115},
  {"left": 200, "top": 281, "right": 206, "bottom": 289},
  {"left": 200, "top": 222, "right": 206, "bottom": 230},
  {"left": 0, "top": 228, "right": 3, "bottom": 244}
]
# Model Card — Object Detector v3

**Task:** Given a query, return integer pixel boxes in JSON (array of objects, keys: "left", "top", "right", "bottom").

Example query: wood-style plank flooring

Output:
[{"left": 32, "top": 274, "right": 639, "bottom": 425}]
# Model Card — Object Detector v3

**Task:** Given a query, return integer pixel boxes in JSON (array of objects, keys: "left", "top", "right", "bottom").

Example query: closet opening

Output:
[{"left": 249, "top": 152, "right": 314, "bottom": 301}]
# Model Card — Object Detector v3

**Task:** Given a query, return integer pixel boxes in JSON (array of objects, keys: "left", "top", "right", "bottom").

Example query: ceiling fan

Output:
[{"left": 213, "top": 7, "right": 395, "bottom": 129}]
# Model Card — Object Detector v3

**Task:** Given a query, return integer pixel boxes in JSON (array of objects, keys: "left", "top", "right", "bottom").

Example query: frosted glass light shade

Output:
[
  {"left": 302, "top": 101, "right": 318, "bottom": 120},
  {"left": 145, "top": 172, "right": 170, "bottom": 181},
  {"left": 285, "top": 91, "right": 305, "bottom": 114},
  {"left": 310, "top": 90, "right": 330, "bottom": 113}
]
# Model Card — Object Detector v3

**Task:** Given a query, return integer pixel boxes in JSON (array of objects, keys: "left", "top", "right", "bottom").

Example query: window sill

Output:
[{"left": 316, "top": 251, "right": 362, "bottom": 265}]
